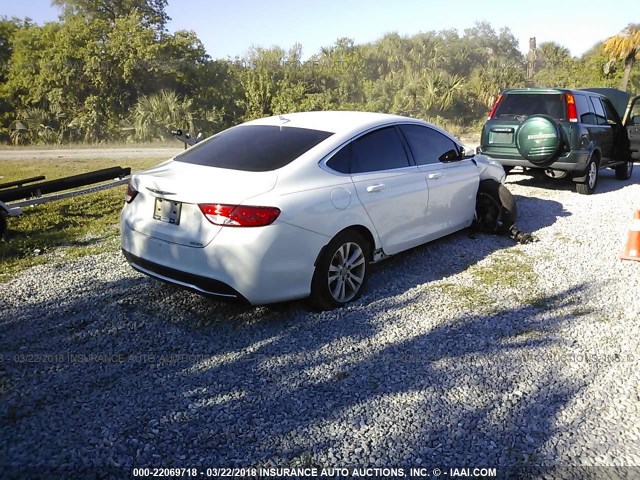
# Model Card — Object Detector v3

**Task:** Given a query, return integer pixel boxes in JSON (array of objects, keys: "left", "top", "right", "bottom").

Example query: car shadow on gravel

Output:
[
  {"left": 511, "top": 194, "right": 570, "bottom": 233},
  {"left": 506, "top": 165, "right": 639, "bottom": 195},
  {"left": 167, "top": 282, "right": 594, "bottom": 471},
  {"left": 360, "top": 193, "right": 566, "bottom": 300},
  {"left": 1, "top": 255, "right": 598, "bottom": 473}
]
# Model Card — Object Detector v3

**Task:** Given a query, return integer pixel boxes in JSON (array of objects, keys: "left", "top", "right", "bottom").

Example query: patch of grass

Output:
[
  {"left": 1, "top": 156, "right": 160, "bottom": 282},
  {"left": 430, "top": 282, "right": 494, "bottom": 311},
  {"left": 514, "top": 327, "right": 543, "bottom": 339},
  {"left": 571, "top": 306, "right": 595, "bottom": 317},
  {"left": 467, "top": 250, "right": 537, "bottom": 289},
  {"left": 429, "top": 250, "right": 541, "bottom": 312},
  {"left": 553, "top": 231, "right": 583, "bottom": 246}
]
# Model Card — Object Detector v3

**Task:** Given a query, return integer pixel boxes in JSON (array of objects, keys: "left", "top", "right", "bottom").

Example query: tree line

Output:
[{"left": 0, "top": 0, "right": 638, "bottom": 145}]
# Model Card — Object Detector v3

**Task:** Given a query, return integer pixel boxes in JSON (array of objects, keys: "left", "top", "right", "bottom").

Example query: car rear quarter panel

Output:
[{"left": 254, "top": 171, "right": 381, "bottom": 252}]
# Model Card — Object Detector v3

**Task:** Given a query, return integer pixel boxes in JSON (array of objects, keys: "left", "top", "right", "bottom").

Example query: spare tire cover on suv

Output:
[{"left": 515, "top": 115, "right": 564, "bottom": 167}]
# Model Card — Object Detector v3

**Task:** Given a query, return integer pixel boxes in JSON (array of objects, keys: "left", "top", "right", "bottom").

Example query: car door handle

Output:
[
  {"left": 427, "top": 173, "right": 443, "bottom": 179},
  {"left": 366, "top": 184, "right": 385, "bottom": 192}
]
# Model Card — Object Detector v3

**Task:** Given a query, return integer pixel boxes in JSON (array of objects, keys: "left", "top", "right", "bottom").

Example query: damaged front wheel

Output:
[
  {"left": 474, "top": 179, "right": 517, "bottom": 234},
  {"left": 474, "top": 179, "right": 535, "bottom": 244}
]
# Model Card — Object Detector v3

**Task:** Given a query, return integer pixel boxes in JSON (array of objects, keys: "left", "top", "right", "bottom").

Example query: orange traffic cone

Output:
[{"left": 620, "top": 210, "right": 640, "bottom": 262}]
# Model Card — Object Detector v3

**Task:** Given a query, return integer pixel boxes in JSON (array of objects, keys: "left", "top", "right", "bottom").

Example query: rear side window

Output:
[
  {"left": 575, "top": 94, "right": 597, "bottom": 124},
  {"left": 175, "top": 125, "right": 333, "bottom": 172},
  {"left": 351, "top": 127, "right": 410, "bottom": 173},
  {"left": 494, "top": 93, "right": 565, "bottom": 120},
  {"left": 589, "top": 97, "right": 608, "bottom": 125},
  {"left": 399, "top": 124, "right": 459, "bottom": 165},
  {"left": 326, "top": 144, "right": 352, "bottom": 174}
]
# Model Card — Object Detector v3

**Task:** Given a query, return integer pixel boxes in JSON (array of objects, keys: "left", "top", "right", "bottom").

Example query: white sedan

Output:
[{"left": 120, "top": 111, "right": 513, "bottom": 309}]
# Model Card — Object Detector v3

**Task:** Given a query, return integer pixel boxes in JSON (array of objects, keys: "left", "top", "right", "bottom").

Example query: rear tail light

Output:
[
  {"left": 124, "top": 184, "right": 138, "bottom": 203},
  {"left": 198, "top": 204, "right": 281, "bottom": 227},
  {"left": 566, "top": 93, "right": 578, "bottom": 123},
  {"left": 487, "top": 93, "right": 503, "bottom": 120}
]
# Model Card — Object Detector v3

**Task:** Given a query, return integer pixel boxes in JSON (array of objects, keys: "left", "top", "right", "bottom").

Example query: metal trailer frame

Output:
[{"left": 0, "top": 166, "right": 131, "bottom": 238}]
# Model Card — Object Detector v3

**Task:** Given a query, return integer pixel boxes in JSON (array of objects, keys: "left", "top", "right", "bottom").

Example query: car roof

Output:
[
  {"left": 503, "top": 87, "right": 612, "bottom": 99},
  {"left": 503, "top": 87, "right": 572, "bottom": 95},
  {"left": 241, "top": 111, "right": 431, "bottom": 137}
]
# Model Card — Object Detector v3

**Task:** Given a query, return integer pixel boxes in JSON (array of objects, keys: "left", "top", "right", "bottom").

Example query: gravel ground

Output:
[{"left": 1, "top": 166, "right": 640, "bottom": 478}]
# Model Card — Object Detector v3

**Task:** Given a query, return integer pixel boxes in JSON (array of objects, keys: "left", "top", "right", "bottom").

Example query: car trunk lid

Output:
[{"left": 125, "top": 161, "right": 278, "bottom": 247}]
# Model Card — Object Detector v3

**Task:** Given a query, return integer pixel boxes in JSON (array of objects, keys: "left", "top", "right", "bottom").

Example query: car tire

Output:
[
  {"left": 474, "top": 179, "right": 518, "bottom": 234},
  {"left": 515, "top": 115, "right": 565, "bottom": 168},
  {"left": 309, "top": 230, "right": 370, "bottom": 310},
  {"left": 575, "top": 156, "right": 599, "bottom": 195},
  {"left": 615, "top": 159, "right": 634, "bottom": 180}
]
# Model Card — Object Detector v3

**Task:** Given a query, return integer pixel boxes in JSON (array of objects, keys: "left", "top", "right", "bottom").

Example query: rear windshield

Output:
[
  {"left": 494, "top": 93, "right": 565, "bottom": 120},
  {"left": 175, "top": 125, "right": 334, "bottom": 172}
]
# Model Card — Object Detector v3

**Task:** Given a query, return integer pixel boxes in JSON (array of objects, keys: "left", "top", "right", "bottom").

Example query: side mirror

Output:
[
  {"left": 438, "top": 149, "right": 461, "bottom": 162},
  {"left": 632, "top": 115, "right": 640, "bottom": 126}
]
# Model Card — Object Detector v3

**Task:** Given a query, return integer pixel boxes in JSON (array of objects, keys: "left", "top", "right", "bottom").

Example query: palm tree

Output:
[
  {"left": 438, "top": 72, "right": 464, "bottom": 110},
  {"left": 132, "top": 90, "right": 193, "bottom": 142},
  {"left": 602, "top": 24, "right": 640, "bottom": 92},
  {"left": 537, "top": 42, "right": 571, "bottom": 68}
]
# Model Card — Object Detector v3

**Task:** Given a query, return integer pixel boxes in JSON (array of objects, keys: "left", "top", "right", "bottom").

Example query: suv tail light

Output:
[
  {"left": 199, "top": 204, "right": 281, "bottom": 227},
  {"left": 487, "top": 93, "right": 503, "bottom": 120},
  {"left": 566, "top": 93, "right": 578, "bottom": 123},
  {"left": 124, "top": 184, "right": 139, "bottom": 203}
]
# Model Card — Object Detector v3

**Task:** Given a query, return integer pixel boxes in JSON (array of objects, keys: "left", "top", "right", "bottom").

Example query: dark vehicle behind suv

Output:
[{"left": 478, "top": 87, "right": 640, "bottom": 194}]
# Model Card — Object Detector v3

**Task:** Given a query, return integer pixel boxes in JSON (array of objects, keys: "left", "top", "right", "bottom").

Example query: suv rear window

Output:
[
  {"left": 175, "top": 125, "right": 333, "bottom": 172},
  {"left": 494, "top": 93, "right": 565, "bottom": 120}
]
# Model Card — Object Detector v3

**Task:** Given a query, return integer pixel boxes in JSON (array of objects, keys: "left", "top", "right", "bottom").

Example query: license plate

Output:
[
  {"left": 153, "top": 198, "right": 182, "bottom": 225},
  {"left": 489, "top": 131, "right": 513, "bottom": 144}
]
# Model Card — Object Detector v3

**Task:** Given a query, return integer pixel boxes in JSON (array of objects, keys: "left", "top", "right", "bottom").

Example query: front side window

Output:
[
  {"left": 351, "top": 127, "right": 410, "bottom": 173},
  {"left": 629, "top": 101, "right": 640, "bottom": 125},
  {"left": 399, "top": 124, "right": 459, "bottom": 165},
  {"left": 175, "top": 125, "right": 333, "bottom": 172},
  {"left": 601, "top": 99, "right": 620, "bottom": 124}
]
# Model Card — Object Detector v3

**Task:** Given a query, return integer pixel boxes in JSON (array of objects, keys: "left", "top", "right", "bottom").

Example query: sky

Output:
[{"left": 0, "top": 0, "right": 636, "bottom": 60}]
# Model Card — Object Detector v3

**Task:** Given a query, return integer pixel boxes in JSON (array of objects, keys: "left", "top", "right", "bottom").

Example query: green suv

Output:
[{"left": 478, "top": 87, "right": 640, "bottom": 194}]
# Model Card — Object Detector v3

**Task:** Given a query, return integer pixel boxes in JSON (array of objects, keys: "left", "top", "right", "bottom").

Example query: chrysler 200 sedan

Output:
[{"left": 121, "top": 111, "right": 512, "bottom": 310}]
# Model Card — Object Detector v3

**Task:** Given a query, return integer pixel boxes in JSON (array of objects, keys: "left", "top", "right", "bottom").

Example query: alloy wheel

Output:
[
  {"left": 327, "top": 242, "right": 366, "bottom": 303},
  {"left": 587, "top": 161, "right": 597, "bottom": 189}
]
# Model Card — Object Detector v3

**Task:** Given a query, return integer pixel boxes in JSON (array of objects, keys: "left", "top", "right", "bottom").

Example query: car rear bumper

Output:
[
  {"left": 120, "top": 217, "right": 330, "bottom": 305},
  {"left": 479, "top": 149, "right": 590, "bottom": 172},
  {"left": 123, "top": 250, "right": 248, "bottom": 302}
]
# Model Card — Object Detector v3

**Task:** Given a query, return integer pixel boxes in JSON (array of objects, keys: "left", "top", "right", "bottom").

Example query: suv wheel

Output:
[
  {"left": 615, "top": 159, "right": 634, "bottom": 180},
  {"left": 575, "top": 156, "right": 599, "bottom": 195}
]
